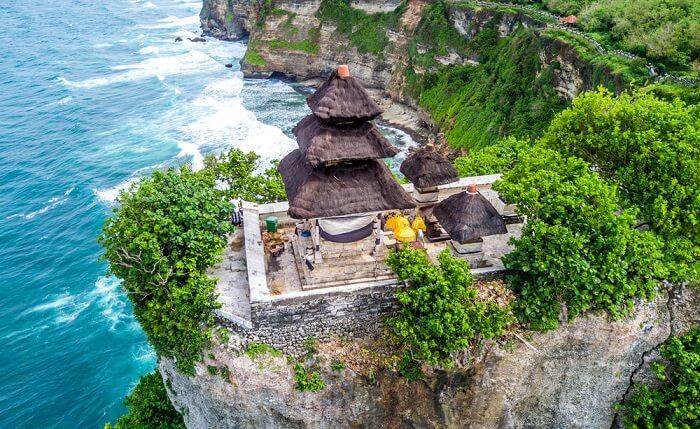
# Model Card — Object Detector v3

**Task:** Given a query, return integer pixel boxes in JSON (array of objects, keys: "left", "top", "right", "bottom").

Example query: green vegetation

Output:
[
  {"left": 540, "top": 89, "right": 700, "bottom": 282},
  {"left": 330, "top": 360, "right": 345, "bottom": 372},
  {"left": 386, "top": 248, "right": 512, "bottom": 367},
  {"left": 495, "top": 145, "right": 666, "bottom": 330},
  {"left": 243, "top": 49, "right": 267, "bottom": 67},
  {"left": 579, "top": 0, "right": 700, "bottom": 71},
  {"left": 203, "top": 148, "right": 286, "bottom": 203},
  {"left": 245, "top": 342, "right": 283, "bottom": 360},
  {"left": 269, "top": 39, "right": 320, "bottom": 54},
  {"left": 304, "top": 337, "right": 318, "bottom": 356},
  {"left": 293, "top": 363, "right": 326, "bottom": 391},
  {"left": 620, "top": 328, "right": 700, "bottom": 428},
  {"left": 453, "top": 137, "right": 531, "bottom": 176},
  {"left": 407, "top": 3, "right": 567, "bottom": 149},
  {"left": 316, "top": 0, "right": 405, "bottom": 55},
  {"left": 99, "top": 167, "right": 231, "bottom": 374},
  {"left": 540, "top": 29, "right": 647, "bottom": 82},
  {"left": 105, "top": 371, "right": 185, "bottom": 429},
  {"left": 512, "top": 0, "right": 699, "bottom": 72}
]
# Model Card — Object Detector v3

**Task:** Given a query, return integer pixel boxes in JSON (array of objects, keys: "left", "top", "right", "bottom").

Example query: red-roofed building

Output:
[{"left": 559, "top": 15, "right": 578, "bottom": 25}]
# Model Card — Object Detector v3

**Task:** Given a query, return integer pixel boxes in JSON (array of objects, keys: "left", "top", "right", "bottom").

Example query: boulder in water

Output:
[
  {"left": 225, "top": 63, "right": 233, "bottom": 68},
  {"left": 174, "top": 36, "right": 183, "bottom": 42},
  {"left": 188, "top": 37, "right": 206, "bottom": 43}
]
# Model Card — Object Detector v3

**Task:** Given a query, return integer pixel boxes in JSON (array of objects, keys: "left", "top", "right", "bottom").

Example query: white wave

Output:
[
  {"left": 140, "top": 14, "right": 199, "bottom": 29},
  {"left": 47, "top": 96, "right": 73, "bottom": 107},
  {"left": 133, "top": 344, "right": 157, "bottom": 363},
  {"left": 180, "top": 96, "right": 296, "bottom": 162},
  {"left": 139, "top": 45, "right": 161, "bottom": 55},
  {"left": 12, "top": 187, "right": 74, "bottom": 220},
  {"left": 20, "top": 276, "right": 137, "bottom": 330},
  {"left": 93, "top": 42, "right": 113, "bottom": 48},
  {"left": 204, "top": 77, "right": 244, "bottom": 99},
  {"left": 93, "top": 177, "right": 138, "bottom": 204},
  {"left": 177, "top": 141, "right": 204, "bottom": 171},
  {"left": 59, "top": 50, "right": 219, "bottom": 89},
  {"left": 90, "top": 276, "right": 136, "bottom": 332},
  {"left": 22, "top": 293, "right": 90, "bottom": 325},
  {"left": 143, "top": 1, "right": 157, "bottom": 9}
]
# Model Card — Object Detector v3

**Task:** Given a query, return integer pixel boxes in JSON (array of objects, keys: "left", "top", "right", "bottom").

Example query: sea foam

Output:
[{"left": 59, "top": 50, "right": 219, "bottom": 89}]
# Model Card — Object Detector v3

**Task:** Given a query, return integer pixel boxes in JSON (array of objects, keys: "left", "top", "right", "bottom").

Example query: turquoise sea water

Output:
[{"left": 0, "top": 1, "right": 415, "bottom": 427}]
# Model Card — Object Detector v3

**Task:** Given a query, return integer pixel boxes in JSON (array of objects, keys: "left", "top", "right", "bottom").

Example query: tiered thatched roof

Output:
[
  {"left": 400, "top": 144, "right": 458, "bottom": 189},
  {"left": 279, "top": 149, "right": 416, "bottom": 219},
  {"left": 293, "top": 114, "right": 399, "bottom": 166},
  {"left": 432, "top": 188, "right": 507, "bottom": 243},
  {"left": 306, "top": 69, "right": 383, "bottom": 124}
]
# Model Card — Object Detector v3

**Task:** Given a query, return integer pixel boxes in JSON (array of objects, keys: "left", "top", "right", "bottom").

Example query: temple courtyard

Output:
[{"left": 210, "top": 176, "right": 523, "bottom": 325}]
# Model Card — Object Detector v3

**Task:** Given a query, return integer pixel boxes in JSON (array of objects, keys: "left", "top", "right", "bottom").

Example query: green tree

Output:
[
  {"left": 99, "top": 167, "right": 232, "bottom": 374},
  {"left": 105, "top": 371, "right": 185, "bottom": 429},
  {"left": 386, "top": 248, "right": 512, "bottom": 367},
  {"left": 621, "top": 328, "right": 700, "bottom": 428},
  {"left": 453, "top": 137, "right": 531, "bottom": 177},
  {"left": 541, "top": 89, "right": 700, "bottom": 282},
  {"left": 495, "top": 145, "right": 666, "bottom": 330},
  {"left": 203, "top": 148, "right": 286, "bottom": 203},
  {"left": 579, "top": 0, "right": 700, "bottom": 69}
]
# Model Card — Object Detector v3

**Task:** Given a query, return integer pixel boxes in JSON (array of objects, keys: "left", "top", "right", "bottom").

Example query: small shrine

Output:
[
  {"left": 432, "top": 184, "right": 507, "bottom": 263},
  {"left": 400, "top": 143, "right": 458, "bottom": 203}
]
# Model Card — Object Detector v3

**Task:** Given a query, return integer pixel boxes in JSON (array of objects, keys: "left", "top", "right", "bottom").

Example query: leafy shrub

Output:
[
  {"left": 541, "top": 89, "right": 700, "bottom": 282},
  {"left": 621, "top": 328, "right": 700, "bottom": 428},
  {"left": 386, "top": 248, "right": 512, "bottom": 367},
  {"left": 453, "top": 137, "right": 532, "bottom": 176},
  {"left": 330, "top": 360, "right": 345, "bottom": 372},
  {"left": 496, "top": 145, "right": 666, "bottom": 330},
  {"left": 99, "top": 167, "right": 232, "bottom": 374},
  {"left": 203, "top": 148, "right": 286, "bottom": 203},
  {"left": 293, "top": 363, "right": 325, "bottom": 392},
  {"left": 245, "top": 342, "right": 283, "bottom": 360},
  {"left": 105, "top": 371, "right": 185, "bottom": 429},
  {"left": 304, "top": 337, "right": 318, "bottom": 356}
]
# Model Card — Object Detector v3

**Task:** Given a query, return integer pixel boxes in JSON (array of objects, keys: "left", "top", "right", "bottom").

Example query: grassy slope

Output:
[{"left": 406, "top": 2, "right": 568, "bottom": 149}]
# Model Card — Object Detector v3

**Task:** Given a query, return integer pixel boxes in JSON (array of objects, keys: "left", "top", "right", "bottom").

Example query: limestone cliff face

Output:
[
  {"left": 200, "top": 0, "right": 261, "bottom": 40},
  {"left": 199, "top": 0, "right": 620, "bottom": 102},
  {"left": 162, "top": 285, "right": 698, "bottom": 429}
]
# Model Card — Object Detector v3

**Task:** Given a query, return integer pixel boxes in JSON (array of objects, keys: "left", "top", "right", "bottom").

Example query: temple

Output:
[{"left": 212, "top": 66, "right": 524, "bottom": 336}]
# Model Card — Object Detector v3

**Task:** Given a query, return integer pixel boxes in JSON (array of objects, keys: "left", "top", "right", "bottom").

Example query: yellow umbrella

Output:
[
  {"left": 411, "top": 215, "right": 426, "bottom": 232},
  {"left": 392, "top": 216, "right": 410, "bottom": 231},
  {"left": 395, "top": 224, "right": 416, "bottom": 242},
  {"left": 385, "top": 215, "right": 399, "bottom": 231}
]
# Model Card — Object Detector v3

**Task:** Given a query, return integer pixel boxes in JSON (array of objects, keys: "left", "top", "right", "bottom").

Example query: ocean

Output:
[{"left": 0, "top": 0, "right": 415, "bottom": 427}]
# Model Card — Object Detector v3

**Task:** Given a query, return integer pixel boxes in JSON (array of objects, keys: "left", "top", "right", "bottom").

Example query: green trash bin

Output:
[{"left": 265, "top": 216, "right": 279, "bottom": 233}]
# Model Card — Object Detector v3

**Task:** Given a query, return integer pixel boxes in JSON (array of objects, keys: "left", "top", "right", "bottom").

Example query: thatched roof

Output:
[
  {"left": 278, "top": 149, "right": 416, "bottom": 219},
  {"left": 306, "top": 69, "right": 382, "bottom": 124},
  {"left": 400, "top": 144, "right": 458, "bottom": 189},
  {"left": 432, "top": 190, "right": 507, "bottom": 243},
  {"left": 293, "top": 114, "right": 399, "bottom": 166}
]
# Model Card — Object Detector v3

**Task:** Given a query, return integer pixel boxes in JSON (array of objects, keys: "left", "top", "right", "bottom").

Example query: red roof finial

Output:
[
  {"left": 467, "top": 184, "right": 478, "bottom": 194},
  {"left": 337, "top": 64, "right": 350, "bottom": 78}
]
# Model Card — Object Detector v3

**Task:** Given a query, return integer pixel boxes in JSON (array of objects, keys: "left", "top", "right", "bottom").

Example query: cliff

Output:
[
  {"left": 161, "top": 284, "right": 699, "bottom": 428},
  {"left": 200, "top": 0, "right": 626, "bottom": 147}
]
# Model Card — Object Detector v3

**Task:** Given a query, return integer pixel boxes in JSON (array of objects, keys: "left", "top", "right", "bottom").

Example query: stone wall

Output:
[{"left": 218, "top": 281, "right": 402, "bottom": 355}]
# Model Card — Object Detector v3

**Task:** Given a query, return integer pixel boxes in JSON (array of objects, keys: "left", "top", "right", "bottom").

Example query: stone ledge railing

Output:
[{"left": 470, "top": 1, "right": 700, "bottom": 86}]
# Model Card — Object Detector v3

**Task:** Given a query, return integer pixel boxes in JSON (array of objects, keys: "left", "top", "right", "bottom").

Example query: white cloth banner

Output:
[{"left": 318, "top": 214, "right": 376, "bottom": 236}]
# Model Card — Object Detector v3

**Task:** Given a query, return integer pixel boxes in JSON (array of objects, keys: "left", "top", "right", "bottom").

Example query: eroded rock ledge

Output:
[{"left": 161, "top": 284, "right": 698, "bottom": 429}]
